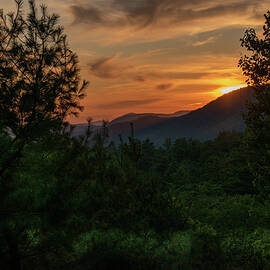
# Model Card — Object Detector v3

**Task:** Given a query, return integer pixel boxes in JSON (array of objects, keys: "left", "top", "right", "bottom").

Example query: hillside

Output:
[
  {"left": 71, "top": 111, "right": 189, "bottom": 138},
  {"left": 72, "top": 86, "right": 254, "bottom": 143},
  {"left": 110, "top": 111, "right": 190, "bottom": 125},
  {"left": 132, "top": 86, "right": 254, "bottom": 144}
]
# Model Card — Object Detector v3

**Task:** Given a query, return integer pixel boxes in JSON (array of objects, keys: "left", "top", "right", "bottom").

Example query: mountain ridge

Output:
[
  {"left": 72, "top": 86, "right": 254, "bottom": 144},
  {"left": 131, "top": 86, "right": 254, "bottom": 143}
]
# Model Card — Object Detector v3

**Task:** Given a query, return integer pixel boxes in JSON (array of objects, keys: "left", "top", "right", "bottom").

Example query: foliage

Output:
[
  {"left": 239, "top": 11, "right": 270, "bottom": 198},
  {"left": 73, "top": 230, "right": 191, "bottom": 270},
  {"left": 0, "top": 129, "right": 261, "bottom": 270},
  {"left": 0, "top": 0, "right": 88, "bottom": 140}
]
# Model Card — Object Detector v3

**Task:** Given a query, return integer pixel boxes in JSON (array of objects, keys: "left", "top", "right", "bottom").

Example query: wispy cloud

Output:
[
  {"left": 156, "top": 83, "right": 174, "bottom": 90},
  {"left": 88, "top": 54, "right": 212, "bottom": 81},
  {"left": 172, "top": 83, "right": 223, "bottom": 93},
  {"left": 193, "top": 36, "right": 217, "bottom": 47},
  {"left": 98, "top": 98, "right": 160, "bottom": 109},
  {"left": 70, "top": 0, "right": 264, "bottom": 31},
  {"left": 88, "top": 54, "right": 128, "bottom": 79}
]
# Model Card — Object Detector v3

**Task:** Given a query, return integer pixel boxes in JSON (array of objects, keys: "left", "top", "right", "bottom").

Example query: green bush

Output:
[
  {"left": 73, "top": 230, "right": 192, "bottom": 270},
  {"left": 222, "top": 229, "right": 270, "bottom": 269}
]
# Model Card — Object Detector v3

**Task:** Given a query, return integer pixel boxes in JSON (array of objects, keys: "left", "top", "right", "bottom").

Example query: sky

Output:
[{"left": 1, "top": 0, "right": 270, "bottom": 122}]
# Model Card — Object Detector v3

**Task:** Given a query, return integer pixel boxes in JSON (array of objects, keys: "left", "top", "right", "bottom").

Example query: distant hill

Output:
[
  {"left": 72, "top": 86, "right": 254, "bottom": 143},
  {"left": 110, "top": 111, "right": 190, "bottom": 125},
  {"left": 71, "top": 111, "right": 189, "bottom": 139},
  {"left": 67, "top": 120, "right": 104, "bottom": 137},
  {"left": 131, "top": 86, "right": 254, "bottom": 144}
]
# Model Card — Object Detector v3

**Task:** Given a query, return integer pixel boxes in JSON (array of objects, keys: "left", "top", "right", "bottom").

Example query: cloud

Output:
[
  {"left": 156, "top": 83, "right": 174, "bottom": 90},
  {"left": 88, "top": 54, "right": 211, "bottom": 81},
  {"left": 98, "top": 98, "right": 160, "bottom": 109},
  {"left": 70, "top": 0, "right": 263, "bottom": 31},
  {"left": 88, "top": 54, "right": 132, "bottom": 79},
  {"left": 71, "top": 5, "right": 104, "bottom": 25},
  {"left": 132, "top": 71, "right": 211, "bottom": 81},
  {"left": 154, "top": 72, "right": 209, "bottom": 80},
  {"left": 172, "top": 83, "right": 223, "bottom": 93},
  {"left": 70, "top": 3, "right": 127, "bottom": 28},
  {"left": 88, "top": 55, "right": 117, "bottom": 78},
  {"left": 193, "top": 36, "right": 216, "bottom": 47},
  {"left": 134, "top": 75, "right": 146, "bottom": 82}
]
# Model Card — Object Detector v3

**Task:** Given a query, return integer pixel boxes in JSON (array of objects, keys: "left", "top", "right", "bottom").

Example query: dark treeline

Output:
[
  {"left": 1, "top": 1, "right": 270, "bottom": 269},
  {"left": 0, "top": 127, "right": 269, "bottom": 270}
]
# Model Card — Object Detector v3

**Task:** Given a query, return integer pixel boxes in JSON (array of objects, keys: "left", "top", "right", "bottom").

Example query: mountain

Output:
[
  {"left": 72, "top": 86, "right": 254, "bottom": 143},
  {"left": 110, "top": 111, "right": 190, "bottom": 125},
  {"left": 68, "top": 120, "right": 103, "bottom": 137},
  {"left": 131, "top": 86, "right": 254, "bottom": 144},
  {"left": 71, "top": 111, "right": 189, "bottom": 138}
]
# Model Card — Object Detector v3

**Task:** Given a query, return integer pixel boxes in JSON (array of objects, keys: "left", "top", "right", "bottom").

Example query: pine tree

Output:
[{"left": 0, "top": 0, "right": 88, "bottom": 177}]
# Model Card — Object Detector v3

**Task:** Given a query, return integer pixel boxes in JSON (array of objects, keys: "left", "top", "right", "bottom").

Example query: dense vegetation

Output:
[
  {"left": 1, "top": 128, "right": 270, "bottom": 270},
  {"left": 1, "top": 1, "right": 270, "bottom": 270}
]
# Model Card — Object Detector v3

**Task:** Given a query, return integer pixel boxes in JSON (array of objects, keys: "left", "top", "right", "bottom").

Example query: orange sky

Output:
[{"left": 2, "top": 0, "right": 270, "bottom": 122}]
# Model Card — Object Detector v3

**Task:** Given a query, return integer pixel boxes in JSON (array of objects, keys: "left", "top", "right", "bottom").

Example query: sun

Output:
[{"left": 221, "top": 85, "right": 246, "bottom": 94}]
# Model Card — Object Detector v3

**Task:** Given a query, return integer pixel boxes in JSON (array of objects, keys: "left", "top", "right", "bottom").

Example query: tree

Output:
[
  {"left": 239, "top": 11, "right": 270, "bottom": 198},
  {"left": 0, "top": 1, "right": 89, "bottom": 269},
  {"left": 0, "top": 0, "right": 88, "bottom": 177}
]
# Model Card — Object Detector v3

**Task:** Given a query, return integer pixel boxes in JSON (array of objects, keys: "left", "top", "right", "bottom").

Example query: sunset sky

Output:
[{"left": 1, "top": 0, "right": 270, "bottom": 122}]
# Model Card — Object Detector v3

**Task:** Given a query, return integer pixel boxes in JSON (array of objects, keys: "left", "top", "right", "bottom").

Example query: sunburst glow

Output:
[{"left": 221, "top": 85, "right": 246, "bottom": 94}]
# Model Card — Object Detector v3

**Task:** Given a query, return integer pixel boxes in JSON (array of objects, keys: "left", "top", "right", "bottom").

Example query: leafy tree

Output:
[
  {"left": 239, "top": 11, "right": 270, "bottom": 197},
  {"left": 0, "top": 1, "right": 89, "bottom": 269},
  {"left": 0, "top": 0, "right": 88, "bottom": 176}
]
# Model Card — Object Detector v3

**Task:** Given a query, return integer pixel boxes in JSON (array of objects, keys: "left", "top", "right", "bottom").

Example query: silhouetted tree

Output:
[
  {"left": 0, "top": 0, "right": 88, "bottom": 177},
  {"left": 239, "top": 11, "right": 270, "bottom": 197},
  {"left": 0, "top": 1, "right": 88, "bottom": 269}
]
